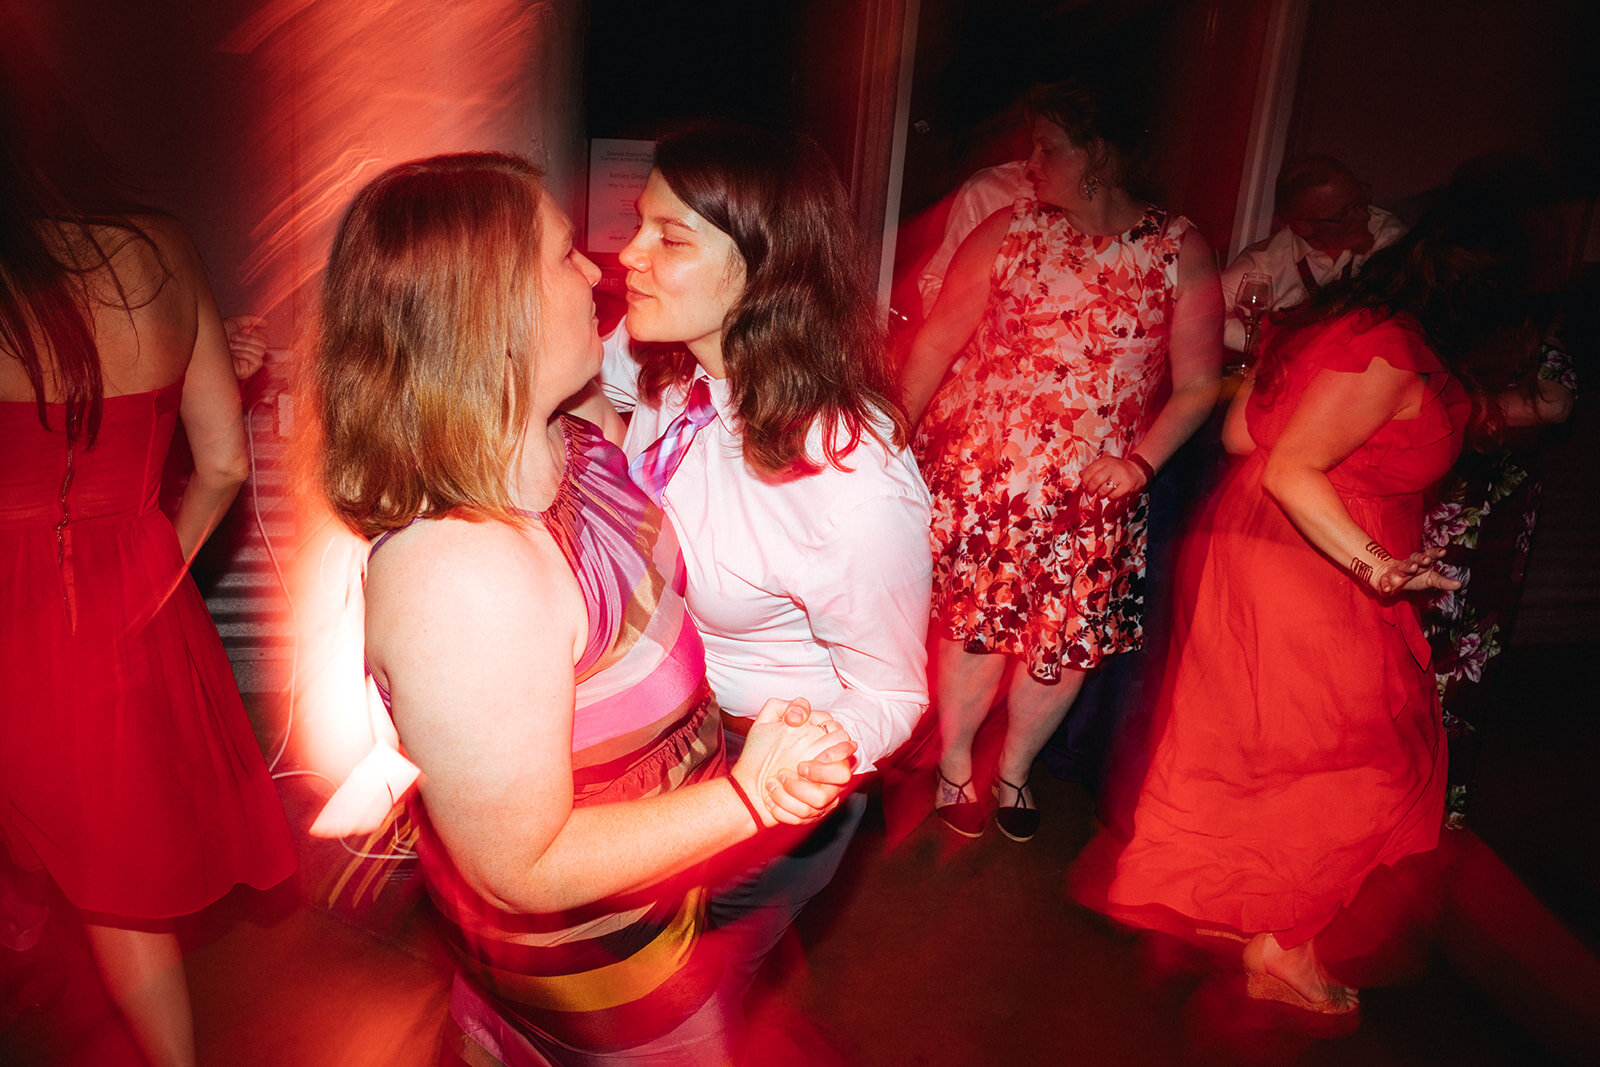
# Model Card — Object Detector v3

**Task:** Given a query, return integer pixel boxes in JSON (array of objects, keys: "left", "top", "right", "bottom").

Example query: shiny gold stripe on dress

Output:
[
  {"left": 450, "top": 1033, "right": 505, "bottom": 1067},
  {"left": 322, "top": 806, "right": 419, "bottom": 911},
  {"left": 473, "top": 886, "right": 706, "bottom": 1013}
]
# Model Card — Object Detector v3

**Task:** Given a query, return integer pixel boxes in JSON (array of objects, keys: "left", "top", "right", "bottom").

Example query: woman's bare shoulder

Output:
[
  {"left": 364, "top": 514, "right": 586, "bottom": 698},
  {"left": 43, "top": 215, "right": 193, "bottom": 327},
  {"left": 366, "top": 515, "right": 581, "bottom": 623},
  {"left": 99, "top": 214, "right": 200, "bottom": 295},
  {"left": 1176, "top": 224, "right": 1217, "bottom": 276}
]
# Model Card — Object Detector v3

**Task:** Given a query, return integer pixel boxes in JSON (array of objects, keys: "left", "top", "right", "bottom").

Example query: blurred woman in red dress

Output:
[
  {"left": 0, "top": 63, "right": 295, "bottom": 1066},
  {"left": 1094, "top": 180, "right": 1545, "bottom": 1014}
]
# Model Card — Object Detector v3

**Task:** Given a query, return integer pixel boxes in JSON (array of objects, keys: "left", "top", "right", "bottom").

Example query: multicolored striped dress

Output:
[{"left": 374, "top": 416, "right": 727, "bottom": 1065}]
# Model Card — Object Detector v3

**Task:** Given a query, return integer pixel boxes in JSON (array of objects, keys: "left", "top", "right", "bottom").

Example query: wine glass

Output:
[{"left": 1235, "top": 272, "right": 1273, "bottom": 364}]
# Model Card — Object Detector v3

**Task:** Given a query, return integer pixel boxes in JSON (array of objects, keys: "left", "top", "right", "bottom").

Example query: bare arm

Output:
[
  {"left": 367, "top": 517, "right": 850, "bottom": 914},
  {"left": 166, "top": 226, "right": 250, "bottom": 563},
  {"left": 1261, "top": 358, "right": 1455, "bottom": 596},
  {"left": 1497, "top": 379, "right": 1574, "bottom": 428},
  {"left": 919, "top": 172, "right": 1016, "bottom": 315},
  {"left": 1082, "top": 228, "right": 1224, "bottom": 498},
  {"left": 1222, "top": 372, "right": 1257, "bottom": 455},
  {"left": 900, "top": 208, "right": 1010, "bottom": 426}
]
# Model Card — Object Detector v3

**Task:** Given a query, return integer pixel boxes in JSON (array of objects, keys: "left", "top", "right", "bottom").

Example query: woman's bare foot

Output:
[{"left": 1243, "top": 932, "right": 1358, "bottom": 1013}]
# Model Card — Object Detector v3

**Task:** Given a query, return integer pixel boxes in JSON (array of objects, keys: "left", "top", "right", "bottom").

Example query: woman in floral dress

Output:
[{"left": 901, "top": 80, "right": 1222, "bottom": 840}]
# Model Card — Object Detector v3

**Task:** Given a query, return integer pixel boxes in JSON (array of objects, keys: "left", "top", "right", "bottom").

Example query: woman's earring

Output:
[{"left": 1080, "top": 173, "right": 1100, "bottom": 201}]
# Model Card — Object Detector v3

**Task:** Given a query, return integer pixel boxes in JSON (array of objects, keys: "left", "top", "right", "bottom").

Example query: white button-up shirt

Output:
[
  {"left": 916, "top": 160, "right": 1033, "bottom": 316},
  {"left": 601, "top": 328, "right": 932, "bottom": 771},
  {"left": 1219, "top": 205, "right": 1408, "bottom": 351}
]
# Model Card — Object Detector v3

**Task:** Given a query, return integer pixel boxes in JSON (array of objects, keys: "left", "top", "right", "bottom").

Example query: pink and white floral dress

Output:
[{"left": 913, "top": 199, "right": 1190, "bottom": 681}]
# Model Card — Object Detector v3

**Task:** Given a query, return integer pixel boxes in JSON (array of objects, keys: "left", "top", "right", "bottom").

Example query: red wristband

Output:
[
  {"left": 1128, "top": 453, "right": 1156, "bottom": 484},
  {"left": 727, "top": 775, "right": 765, "bottom": 830}
]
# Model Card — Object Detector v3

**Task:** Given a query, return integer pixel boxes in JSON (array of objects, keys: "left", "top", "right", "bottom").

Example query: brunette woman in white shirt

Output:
[{"left": 589, "top": 122, "right": 933, "bottom": 1008}]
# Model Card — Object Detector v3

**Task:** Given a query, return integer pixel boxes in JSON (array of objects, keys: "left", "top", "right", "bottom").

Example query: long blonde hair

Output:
[{"left": 312, "top": 152, "right": 546, "bottom": 540}]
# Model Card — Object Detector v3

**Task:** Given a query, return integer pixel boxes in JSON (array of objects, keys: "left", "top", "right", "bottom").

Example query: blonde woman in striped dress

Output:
[{"left": 310, "top": 152, "right": 855, "bottom": 1066}]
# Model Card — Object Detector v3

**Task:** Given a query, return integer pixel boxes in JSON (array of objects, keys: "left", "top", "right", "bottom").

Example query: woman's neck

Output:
[
  {"left": 1057, "top": 185, "right": 1145, "bottom": 236},
  {"left": 511, "top": 415, "right": 569, "bottom": 513},
  {"left": 686, "top": 335, "right": 728, "bottom": 380}
]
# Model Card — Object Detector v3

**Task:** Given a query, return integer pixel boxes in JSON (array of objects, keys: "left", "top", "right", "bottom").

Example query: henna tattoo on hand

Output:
[
  {"left": 1365, "top": 540, "right": 1394, "bottom": 563},
  {"left": 1351, "top": 557, "right": 1374, "bottom": 583}
]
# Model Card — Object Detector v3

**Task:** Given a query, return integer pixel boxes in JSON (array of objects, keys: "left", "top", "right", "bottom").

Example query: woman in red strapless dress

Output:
[
  {"left": 0, "top": 136, "right": 295, "bottom": 1061},
  {"left": 1092, "top": 182, "right": 1546, "bottom": 1016}
]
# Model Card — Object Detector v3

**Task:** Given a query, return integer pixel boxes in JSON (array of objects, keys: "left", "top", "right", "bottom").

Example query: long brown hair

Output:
[
  {"left": 636, "top": 121, "right": 907, "bottom": 475},
  {"left": 0, "top": 31, "right": 162, "bottom": 447},
  {"left": 312, "top": 152, "right": 546, "bottom": 540}
]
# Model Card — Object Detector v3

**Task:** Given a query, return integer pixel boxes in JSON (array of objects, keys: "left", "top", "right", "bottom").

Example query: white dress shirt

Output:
[
  {"left": 601, "top": 328, "right": 932, "bottom": 771},
  {"left": 1219, "top": 205, "right": 1407, "bottom": 350},
  {"left": 916, "top": 160, "right": 1033, "bottom": 315}
]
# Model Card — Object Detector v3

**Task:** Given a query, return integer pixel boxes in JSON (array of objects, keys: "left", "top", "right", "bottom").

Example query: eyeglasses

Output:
[{"left": 1293, "top": 183, "right": 1372, "bottom": 226}]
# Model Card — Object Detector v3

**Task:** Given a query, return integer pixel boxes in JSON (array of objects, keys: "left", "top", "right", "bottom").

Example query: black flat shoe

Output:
[
  {"left": 993, "top": 774, "right": 1039, "bottom": 842},
  {"left": 935, "top": 769, "right": 986, "bottom": 838}
]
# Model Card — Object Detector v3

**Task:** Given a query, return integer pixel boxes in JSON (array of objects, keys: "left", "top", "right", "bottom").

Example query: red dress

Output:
[
  {"left": 0, "top": 382, "right": 296, "bottom": 919},
  {"left": 1102, "top": 313, "right": 1467, "bottom": 947}
]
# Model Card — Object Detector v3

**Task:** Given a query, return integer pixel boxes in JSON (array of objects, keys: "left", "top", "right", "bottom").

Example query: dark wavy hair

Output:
[
  {"left": 1256, "top": 175, "right": 1545, "bottom": 428},
  {"left": 636, "top": 121, "right": 907, "bottom": 475},
  {"left": 0, "top": 26, "right": 163, "bottom": 447},
  {"left": 1023, "top": 78, "right": 1151, "bottom": 197}
]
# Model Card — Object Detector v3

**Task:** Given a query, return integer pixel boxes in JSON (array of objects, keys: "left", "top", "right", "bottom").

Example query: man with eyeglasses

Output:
[{"left": 1220, "top": 154, "right": 1407, "bottom": 351}]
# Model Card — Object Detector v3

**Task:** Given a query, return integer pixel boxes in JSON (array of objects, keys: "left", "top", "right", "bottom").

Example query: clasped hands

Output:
[{"left": 729, "top": 698, "right": 857, "bottom": 829}]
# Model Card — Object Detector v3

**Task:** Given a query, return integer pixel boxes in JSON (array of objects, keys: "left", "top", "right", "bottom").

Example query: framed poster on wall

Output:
[{"left": 586, "top": 138, "right": 655, "bottom": 255}]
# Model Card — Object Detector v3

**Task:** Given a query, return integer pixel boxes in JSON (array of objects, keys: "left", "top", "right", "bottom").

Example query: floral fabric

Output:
[
  {"left": 913, "top": 200, "right": 1189, "bottom": 682},
  {"left": 1422, "top": 340, "right": 1577, "bottom": 820}
]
